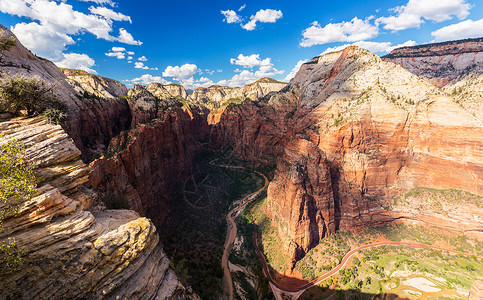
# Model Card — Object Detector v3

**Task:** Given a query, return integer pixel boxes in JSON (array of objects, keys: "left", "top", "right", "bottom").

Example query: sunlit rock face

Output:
[
  {"left": 0, "top": 117, "right": 197, "bottom": 299},
  {"left": 62, "top": 68, "right": 129, "bottom": 99},
  {"left": 382, "top": 37, "right": 483, "bottom": 88},
  {"left": 0, "top": 25, "right": 131, "bottom": 160},
  {"left": 212, "top": 46, "right": 483, "bottom": 260}
]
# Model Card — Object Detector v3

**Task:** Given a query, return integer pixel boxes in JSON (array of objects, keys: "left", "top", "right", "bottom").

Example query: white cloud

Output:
[
  {"left": 135, "top": 62, "right": 149, "bottom": 69},
  {"left": 221, "top": 10, "right": 242, "bottom": 23},
  {"left": 127, "top": 51, "right": 135, "bottom": 55},
  {"left": 111, "top": 46, "right": 125, "bottom": 52},
  {"left": 1, "top": 0, "right": 141, "bottom": 62},
  {"left": 132, "top": 74, "right": 171, "bottom": 85},
  {"left": 431, "top": 18, "right": 483, "bottom": 41},
  {"left": 88, "top": 6, "right": 131, "bottom": 23},
  {"left": 242, "top": 9, "right": 283, "bottom": 31},
  {"left": 321, "top": 40, "right": 417, "bottom": 55},
  {"left": 117, "top": 28, "right": 142, "bottom": 45},
  {"left": 300, "top": 17, "right": 379, "bottom": 47},
  {"left": 127, "top": 56, "right": 133, "bottom": 60},
  {"left": 55, "top": 52, "right": 96, "bottom": 73},
  {"left": 77, "top": 0, "right": 115, "bottom": 6},
  {"left": 105, "top": 51, "right": 125, "bottom": 59},
  {"left": 238, "top": 4, "right": 246, "bottom": 11},
  {"left": 284, "top": 59, "right": 308, "bottom": 81},
  {"left": 376, "top": 0, "right": 471, "bottom": 31},
  {"left": 162, "top": 64, "right": 200, "bottom": 80},
  {"left": 230, "top": 54, "right": 272, "bottom": 68},
  {"left": 11, "top": 21, "right": 74, "bottom": 61},
  {"left": 138, "top": 56, "right": 148, "bottom": 61}
]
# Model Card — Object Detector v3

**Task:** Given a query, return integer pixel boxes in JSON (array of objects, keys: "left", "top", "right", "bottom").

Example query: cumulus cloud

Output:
[
  {"left": 1, "top": 0, "right": 141, "bottom": 63},
  {"left": 242, "top": 9, "right": 283, "bottom": 31},
  {"left": 321, "top": 40, "right": 417, "bottom": 55},
  {"left": 138, "top": 56, "right": 148, "bottom": 61},
  {"left": 134, "top": 62, "right": 149, "bottom": 69},
  {"left": 284, "top": 59, "right": 308, "bottom": 81},
  {"left": 221, "top": 10, "right": 242, "bottom": 24},
  {"left": 224, "top": 54, "right": 284, "bottom": 86},
  {"left": 376, "top": 0, "right": 471, "bottom": 31},
  {"left": 105, "top": 51, "right": 125, "bottom": 59},
  {"left": 162, "top": 64, "right": 200, "bottom": 80},
  {"left": 431, "top": 18, "right": 483, "bottom": 41},
  {"left": 88, "top": 6, "right": 131, "bottom": 23},
  {"left": 77, "top": 0, "right": 115, "bottom": 6},
  {"left": 132, "top": 74, "right": 171, "bottom": 85},
  {"left": 111, "top": 46, "right": 125, "bottom": 52},
  {"left": 230, "top": 54, "right": 271, "bottom": 68},
  {"left": 55, "top": 53, "right": 96, "bottom": 73},
  {"left": 300, "top": 17, "right": 379, "bottom": 47}
]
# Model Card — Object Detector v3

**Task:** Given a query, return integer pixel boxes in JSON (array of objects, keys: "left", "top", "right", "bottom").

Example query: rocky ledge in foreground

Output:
[{"left": 0, "top": 116, "right": 197, "bottom": 299}]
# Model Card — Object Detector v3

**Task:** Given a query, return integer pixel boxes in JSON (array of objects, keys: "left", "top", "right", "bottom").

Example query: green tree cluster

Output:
[{"left": 0, "top": 74, "right": 66, "bottom": 124}]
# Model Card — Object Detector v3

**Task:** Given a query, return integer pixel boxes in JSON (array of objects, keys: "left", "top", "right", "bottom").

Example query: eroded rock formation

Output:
[
  {"left": 62, "top": 68, "right": 129, "bottom": 99},
  {"left": 383, "top": 37, "right": 483, "bottom": 87},
  {"left": 0, "top": 116, "right": 196, "bottom": 299},
  {"left": 0, "top": 25, "right": 131, "bottom": 159}
]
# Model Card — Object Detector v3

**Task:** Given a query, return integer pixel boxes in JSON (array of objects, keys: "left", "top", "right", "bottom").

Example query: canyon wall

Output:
[
  {"left": 0, "top": 116, "right": 196, "bottom": 299},
  {"left": 383, "top": 37, "right": 483, "bottom": 87},
  {"left": 212, "top": 46, "right": 483, "bottom": 260},
  {"left": 62, "top": 68, "right": 129, "bottom": 99},
  {"left": 0, "top": 25, "right": 131, "bottom": 159}
]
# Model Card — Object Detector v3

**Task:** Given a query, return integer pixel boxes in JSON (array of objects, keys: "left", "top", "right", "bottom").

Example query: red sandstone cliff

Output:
[{"left": 212, "top": 46, "right": 483, "bottom": 260}]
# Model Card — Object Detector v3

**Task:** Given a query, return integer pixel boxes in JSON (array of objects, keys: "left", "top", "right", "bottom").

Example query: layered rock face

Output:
[
  {"left": 0, "top": 25, "right": 131, "bottom": 159},
  {"left": 127, "top": 84, "right": 179, "bottom": 125},
  {"left": 163, "top": 84, "right": 188, "bottom": 99},
  {"left": 0, "top": 116, "right": 196, "bottom": 299},
  {"left": 90, "top": 106, "right": 197, "bottom": 226},
  {"left": 383, "top": 37, "right": 483, "bottom": 87},
  {"left": 213, "top": 46, "right": 483, "bottom": 259},
  {"left": 265, "top": 139, "right": 335, "bottom": 261},
  {"left": 190, "top": 78, "right": 287, "bottom": 109},
  {"left": 62, "top": 68, "right": 129, "bottom": 99}
]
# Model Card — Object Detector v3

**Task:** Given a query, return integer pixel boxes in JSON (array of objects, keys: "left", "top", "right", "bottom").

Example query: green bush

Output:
[
  {"left": 0, "top": 74, "right": 66, "bottom": 118},
  {"left": 101, "top": 193, "right": 129, "bottom": 209},
  {"left": 0, "top": 36, "right": 16, "bottom": 51},
  {"left": 42, "top": 108, "right": 66, "bottom": 125}
]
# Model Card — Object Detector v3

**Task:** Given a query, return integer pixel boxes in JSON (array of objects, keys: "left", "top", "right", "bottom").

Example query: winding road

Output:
[{"left": 214, "top": 160, "right": 483, "bottom": 300}]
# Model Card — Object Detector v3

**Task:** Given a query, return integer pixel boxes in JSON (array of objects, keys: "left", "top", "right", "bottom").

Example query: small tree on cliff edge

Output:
[
  {"left": 0, "top": 74, "right": 66, "bottom": 123},
  {"left": 0, "top": 135, "right": 36, "bottom": 273}
]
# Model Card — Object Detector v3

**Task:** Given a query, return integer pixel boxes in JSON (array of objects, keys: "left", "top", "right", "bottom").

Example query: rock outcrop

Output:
[
  {"left": 383, "top": 37, "right": 483, "bottom": 87},
  {"left": 265, "top": 139, "right": 335, "bottom": 262},
  {"left": 0, "top": 25, "right": 131, "bottom": 159},
  {"left": 127, "top": 84, "right": 179, "bottom": 125},
  {"left": 190, "top": 78, "right": 287, "bottom": 109},
  {"left": 62, "top": 68, "right": 129, "bottom": 99},
  {"left": 0, "top": 116, "right": 196, "bottom": 299},
  {"left": 213, "top": 46, "right": 483, "bottom": 260}
]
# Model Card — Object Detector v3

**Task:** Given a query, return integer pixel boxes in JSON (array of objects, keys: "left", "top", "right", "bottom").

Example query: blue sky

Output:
[{"left": 0, "top": 0, "right": 482, "bottom": 89}]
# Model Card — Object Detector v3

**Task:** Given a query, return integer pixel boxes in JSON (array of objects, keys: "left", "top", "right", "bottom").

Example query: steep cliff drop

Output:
[
  {"left": 212, "top": 46, "right": 483, "bottom": 263},
  {"left": 0, "top": 117, "right": 197, "bottom": 299}
]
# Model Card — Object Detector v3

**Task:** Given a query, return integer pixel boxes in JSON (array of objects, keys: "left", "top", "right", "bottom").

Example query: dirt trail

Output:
[{"left": 214, "top": 160, "right": 268, "bottom": 300}]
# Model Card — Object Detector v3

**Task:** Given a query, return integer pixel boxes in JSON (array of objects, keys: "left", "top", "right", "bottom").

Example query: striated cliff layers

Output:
[
  {"left": 0, "top": 25, "right": 131, "bottom": 159},
  {"left": 62, "top": 68, "right": 129, "bottom": 99},
  {"left": 0, "top": 116, "right": 196, "bottom": 299},
  {"left": 212, "top": 46, "right": 483, "bottom": 260},
  {"left": 383, "top": 37, "right": 483, "bottom": 87},
  {"left": 190, "top": 78, "right": 287, "bottom": 109},
  {"left": 90, "top": 104, "right": 198, "bottom": 226}
]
